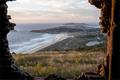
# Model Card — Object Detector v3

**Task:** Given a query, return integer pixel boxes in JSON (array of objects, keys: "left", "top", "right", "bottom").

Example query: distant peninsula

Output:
[
  {"left": 30, "top": 23, "right": 105, "bottom": 51},
  {"left": 31, "top": 23, "right": 99, "bottom": 34}
]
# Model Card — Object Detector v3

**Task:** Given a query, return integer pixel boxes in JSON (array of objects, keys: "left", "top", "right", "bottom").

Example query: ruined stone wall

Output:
[
  {"left": 0, "top": 0, "right": 15, "bottom": 66},
  {"left": 89, "top": 0, "right": 120, "bottom": 80},
  {"left": 0, "top": 0, "right": 15, "bottom": 79},
  {"left": 0, "top": 0, "right": 33, "bottom": 80}
]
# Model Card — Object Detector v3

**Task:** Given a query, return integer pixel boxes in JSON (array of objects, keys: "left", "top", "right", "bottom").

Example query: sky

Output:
[{"left": 7, "top": 0, "right": 100, "bottom": 23}]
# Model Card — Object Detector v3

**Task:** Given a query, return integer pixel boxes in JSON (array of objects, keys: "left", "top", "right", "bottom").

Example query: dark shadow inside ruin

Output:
[{"left": 0, "top": 0, "right": 120, "bottom": 80}]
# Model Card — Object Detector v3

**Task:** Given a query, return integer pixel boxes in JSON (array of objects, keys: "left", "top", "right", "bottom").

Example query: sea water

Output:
[{"left": 7, "top": 23, "right": 70, "bottom": 54}]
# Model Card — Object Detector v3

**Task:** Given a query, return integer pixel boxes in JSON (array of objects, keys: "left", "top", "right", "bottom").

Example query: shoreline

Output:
[
  {"left": 9, "top": 23, "right": 102, "bottom": 54},
  {"left": 36, "top": 34, "right": 104, "bottom": 53},
  {"left": 15, "top": 33, "right": 74, "bottom": 54},
  {"left": 13, "top": 32, "right": 104, "bottom": 54}
]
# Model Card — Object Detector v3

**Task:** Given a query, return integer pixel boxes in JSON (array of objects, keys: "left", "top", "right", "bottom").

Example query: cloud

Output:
[{"left": 7, "top": 0, "right": 99, "bottom": 23}]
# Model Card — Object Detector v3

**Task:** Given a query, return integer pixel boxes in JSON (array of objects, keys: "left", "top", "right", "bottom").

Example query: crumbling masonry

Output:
[
  {"left": 0, "top": 0, "right": 33, "bottom": 80},
  {"left": 89, "top": 0, "right": 120, "bottom": 80}
]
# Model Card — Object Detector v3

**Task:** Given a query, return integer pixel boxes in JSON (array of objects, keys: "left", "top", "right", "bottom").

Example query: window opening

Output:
[{"left": 3, "top": 0, "right": 107, "bottom": 79}]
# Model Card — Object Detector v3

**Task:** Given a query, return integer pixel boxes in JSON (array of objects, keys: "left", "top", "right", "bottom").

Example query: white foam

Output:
[
  {"left": 10, "top": 33, "right": 73, "bottom": 54},
  {"left": 86, "top": 41, "right": 103, "bottom": 46}
]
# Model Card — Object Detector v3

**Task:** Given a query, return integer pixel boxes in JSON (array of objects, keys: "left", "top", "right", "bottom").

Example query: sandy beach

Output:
[{"left": 38, "top": 33, "right": 104, "bottom": 52}]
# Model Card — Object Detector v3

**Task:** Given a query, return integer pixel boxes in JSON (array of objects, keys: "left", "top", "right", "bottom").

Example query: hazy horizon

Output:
[{"left": 7, "top": 0, "right": 99, "bottom": 24}]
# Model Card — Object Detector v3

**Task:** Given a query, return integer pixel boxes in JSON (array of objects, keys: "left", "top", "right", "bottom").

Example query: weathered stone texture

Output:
[{"left": 0, "top": 0, "right": 33, "bottom": 80}]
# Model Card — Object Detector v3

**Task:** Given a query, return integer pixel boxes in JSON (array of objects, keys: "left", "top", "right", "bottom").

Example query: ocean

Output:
[{"left": 7, "top": 23, "right": 70, "bottom": 54}]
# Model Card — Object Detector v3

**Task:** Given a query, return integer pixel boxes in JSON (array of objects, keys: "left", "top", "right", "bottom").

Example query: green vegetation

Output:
[{"left": 13, "top": 51, "right": 105, "bottom": 79}]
